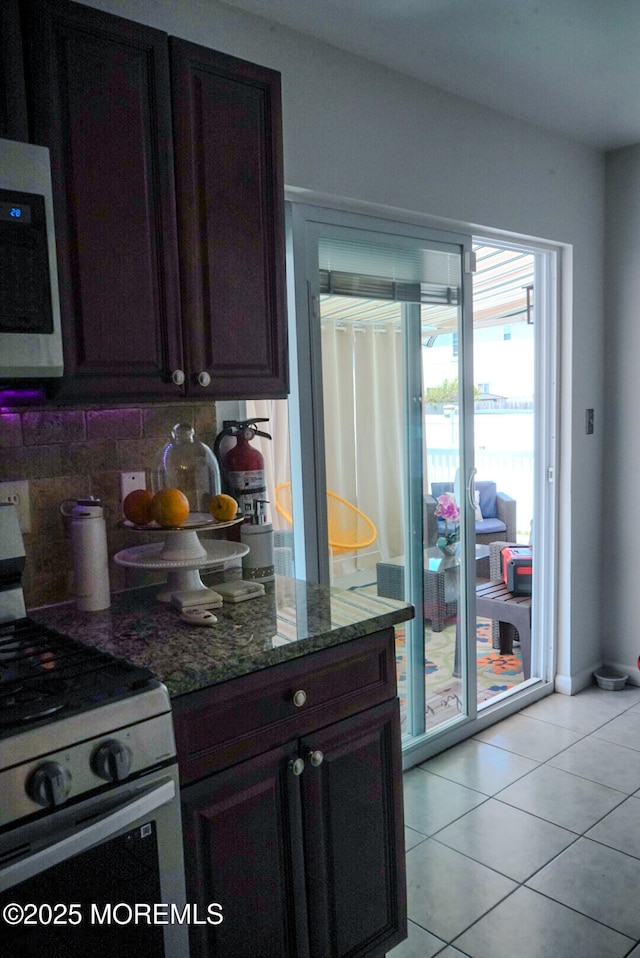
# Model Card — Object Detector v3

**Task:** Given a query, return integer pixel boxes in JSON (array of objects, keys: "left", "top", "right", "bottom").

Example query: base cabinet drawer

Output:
[
  {"left": 181, "top": 699, "right": 406, "bottom": 958},
  {"left": 173, "top": 630, "right": 397, "bottom": 785}
]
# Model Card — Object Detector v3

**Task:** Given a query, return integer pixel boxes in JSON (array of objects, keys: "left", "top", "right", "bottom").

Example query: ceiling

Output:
[{"left": 221, "top": 0, "right": 640, "bottom": 151}]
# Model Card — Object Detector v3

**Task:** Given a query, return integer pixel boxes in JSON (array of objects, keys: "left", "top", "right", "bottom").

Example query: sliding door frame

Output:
[
  {"left": 288, "top": 201, "right": 473, "bottom": 585},
  {"left": 287, "top": 200, "right": 558, "bottom": 765},
  {"left": 288, "top": 202, "right": 482, "bottom": 744}
]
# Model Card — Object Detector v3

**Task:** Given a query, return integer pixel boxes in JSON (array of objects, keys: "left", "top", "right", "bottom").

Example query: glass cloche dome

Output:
[{"left": 153, "top": 423, "right": 221, "bottom": 514}]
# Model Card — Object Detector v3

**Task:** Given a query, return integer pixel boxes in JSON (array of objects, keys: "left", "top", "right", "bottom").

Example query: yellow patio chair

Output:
[{"left": 274, "top": 482, "right": 377, "bottom": 555}]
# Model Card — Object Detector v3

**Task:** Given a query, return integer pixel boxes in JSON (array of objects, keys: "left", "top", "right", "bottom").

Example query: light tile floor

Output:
[{"left": 389, "top": 684, "right": 640, "bottom": 958}]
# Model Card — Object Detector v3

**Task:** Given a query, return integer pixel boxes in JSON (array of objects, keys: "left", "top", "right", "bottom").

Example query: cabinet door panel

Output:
[
  {"left": 170, "top": 38, "right": 288, "bottom": 399},
  {"left": 0, "top": 0, "right": 28, "bottom": 141},
  {"left": 24, "top": 0, "right": 183, "bottom": 400},
  {"left": 301, "top": 700, "right": 407, "bottom": 958},
  {"left": 181, "top": 741, "right": 309, "bottom": 958}
]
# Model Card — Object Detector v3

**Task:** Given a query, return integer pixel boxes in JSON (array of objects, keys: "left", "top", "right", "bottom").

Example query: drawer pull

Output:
[
  {"left": 171, "top": 369, "right": 186, "bottom": 386},
  {"left": 289, "top": 757, "right": 305, "bottom": 777},
  {"left": 292, "top": 689, "right": 307, "bottom": 708},
  {"left": 308, "top": 749, "right": 324, "bottom": 767},
  {"left": 197, "top": 370, "right": 211, "bottom": 387}
]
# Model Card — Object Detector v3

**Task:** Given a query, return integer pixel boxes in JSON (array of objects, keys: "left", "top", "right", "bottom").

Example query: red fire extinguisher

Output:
[{"left": 213, "top": 419, "right": 271, "bottom": 518}]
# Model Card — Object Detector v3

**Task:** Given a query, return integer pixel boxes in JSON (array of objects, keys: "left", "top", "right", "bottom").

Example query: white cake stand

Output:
[{"left": 114, "top": 513, "right": 248, "bottom": 601}]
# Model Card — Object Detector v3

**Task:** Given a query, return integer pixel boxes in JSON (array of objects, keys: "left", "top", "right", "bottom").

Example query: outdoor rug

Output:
[{"left": 395, "top": 618, "right": 524, "bottom": 732}]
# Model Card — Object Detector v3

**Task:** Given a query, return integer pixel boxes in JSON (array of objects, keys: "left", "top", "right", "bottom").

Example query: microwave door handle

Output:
[{"left": 0, "top": 778, "right": 175, "bottom": 892}]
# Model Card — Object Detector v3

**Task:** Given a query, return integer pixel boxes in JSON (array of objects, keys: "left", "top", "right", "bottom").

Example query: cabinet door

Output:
[
  {"left": 181, "top": 741, "right": 309, "bottom": 958},
  {"left": 300, "top": 700, "right": 407, "bottom": 958},
  {"left": 23, "top": 0, "right": 184, "bottom": 400},
  {"left": 0, "top": 0, "right": 28, "bottom": 141},
  {"left": 170, "top": 38, "right": 288, "bottom": 399}
]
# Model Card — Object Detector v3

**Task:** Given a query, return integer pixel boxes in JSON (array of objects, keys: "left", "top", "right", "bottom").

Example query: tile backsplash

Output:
[{"left": 0, "top": 402, "right": 218, "bottom": 609}]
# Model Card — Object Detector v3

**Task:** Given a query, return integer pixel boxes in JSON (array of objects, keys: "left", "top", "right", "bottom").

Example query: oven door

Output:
[{"left": 0, "top": 764, "right": 188, "bottom": 957}]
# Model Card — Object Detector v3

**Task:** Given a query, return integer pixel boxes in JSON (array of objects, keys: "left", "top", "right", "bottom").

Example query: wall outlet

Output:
[
  {"left": 120, "top": 471, "right": 147, "bottom": 502},
  {"left": 0, "top": 480, "right": 31, "bottom": 533}
]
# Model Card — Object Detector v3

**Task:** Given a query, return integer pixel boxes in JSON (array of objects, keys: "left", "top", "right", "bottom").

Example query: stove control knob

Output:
[
  {"left": 92, "top": 739, "right": 133, "bottom": 783},
  {"left": 28, "top": 762, "right": 72, "bottom": 808}
]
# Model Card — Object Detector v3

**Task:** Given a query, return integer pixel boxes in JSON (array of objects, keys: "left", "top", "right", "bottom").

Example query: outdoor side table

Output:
[
  {"left": 377, "top": 545, "right": 490, "bottom": 632},
  {"left": 476, "top": 580, "right": 532, "bottom": 679}
]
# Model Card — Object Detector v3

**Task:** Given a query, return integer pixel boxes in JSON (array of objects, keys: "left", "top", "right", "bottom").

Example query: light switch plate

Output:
[
  {"left": 120, "top": 471, "right": 147, "bottom": 502},
  {"left": 586, "top": 408, "right": 594, "bottom": 435}
]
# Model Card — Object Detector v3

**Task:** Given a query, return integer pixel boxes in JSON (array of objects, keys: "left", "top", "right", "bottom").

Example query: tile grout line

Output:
[{"left": 399, "top": 689, "right": 640, "bottom": 956}]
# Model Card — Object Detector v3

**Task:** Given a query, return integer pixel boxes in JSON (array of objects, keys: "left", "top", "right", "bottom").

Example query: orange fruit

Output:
[
  {"left": 123, "top": 488, "right": 155, "bottom": 525},
  {"left": 210, "top": 493, "right": 239, "bottom": 522},
  {"left": 150, "top": 488, "right": 190, "bottom": 527}
]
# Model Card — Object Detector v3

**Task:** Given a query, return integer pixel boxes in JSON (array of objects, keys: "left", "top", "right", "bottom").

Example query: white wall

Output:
[
  {"left": 84, "top": 0, "right": 605, "bottom": 688},
  {"left": 603, "top": 146, "right": 640, "bottom": 678}
]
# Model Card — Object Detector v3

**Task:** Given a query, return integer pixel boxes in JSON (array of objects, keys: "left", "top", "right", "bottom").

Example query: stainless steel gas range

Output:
[{"left": 0, "top": 503, "right": 188, "bottom": 957}]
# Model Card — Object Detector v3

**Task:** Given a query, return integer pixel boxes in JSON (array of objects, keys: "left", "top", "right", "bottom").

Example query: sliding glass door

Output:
[
  {"left": 288, "top": 205, "right": 480, "bottom": 743},
  {"left": 286, "top": 205, "right": 557, "bottom": 758}
]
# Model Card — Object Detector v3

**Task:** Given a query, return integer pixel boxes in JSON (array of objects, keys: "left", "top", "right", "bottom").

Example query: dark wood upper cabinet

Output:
[
  {"left": 0, "top": 0, "right": 28, "bottom": 141},
  {"left": 170, "top": 39, "right": 288, "bottom": 399},
  {"left": 22, "top": 0, "right": 184, "bottom": 401},
  {"left": 19, "top": 0, "right": 288, "bottom": 402}
]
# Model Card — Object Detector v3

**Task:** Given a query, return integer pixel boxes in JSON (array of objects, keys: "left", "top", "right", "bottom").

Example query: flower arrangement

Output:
[{"left": 434, "top": 492, "right": 461, "bottom": 553}]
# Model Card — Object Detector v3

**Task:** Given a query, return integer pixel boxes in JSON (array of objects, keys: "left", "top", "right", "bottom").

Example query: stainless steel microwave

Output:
[{"left": 0, "top": 137, "right": 63, "bottom": 378}]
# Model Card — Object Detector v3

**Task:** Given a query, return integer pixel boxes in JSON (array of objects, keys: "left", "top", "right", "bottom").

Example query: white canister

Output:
[
  {"left": 241, "top": 522, "right": 275, "bottom": 583},
  {"left": 70, "top": 499, "right": 111, "bottom": 611}
]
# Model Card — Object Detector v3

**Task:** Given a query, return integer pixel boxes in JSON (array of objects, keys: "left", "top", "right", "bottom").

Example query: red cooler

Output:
[{"left": 502, "top": 546, "right": 533, "bottom": 595}]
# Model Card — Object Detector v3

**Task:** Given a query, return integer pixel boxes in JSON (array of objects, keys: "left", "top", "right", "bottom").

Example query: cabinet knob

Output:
[
  {"left": 289, "top": 757, "right": 305, "bottom": 777},
  {"left": 292, "top": 689, "right": 307, "bottom": 708},
  {"left": 171, "top": 369, "right": 186, "bottom": 386},
  {"left": 308, "top": 749, "right": 324, "bottom": 767},
  {"left": 197, "top": 370, "right": 211, "bottom": 387}
]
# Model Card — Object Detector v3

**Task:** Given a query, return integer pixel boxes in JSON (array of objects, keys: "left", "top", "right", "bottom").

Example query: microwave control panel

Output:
[{"left": 0, "top": 187, "right": 53, "bottom": 335}]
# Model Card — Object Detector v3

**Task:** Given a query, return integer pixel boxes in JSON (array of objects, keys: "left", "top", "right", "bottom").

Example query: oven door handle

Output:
[{"left": 2, "top": 778, "right": 175, "bottom": 892}]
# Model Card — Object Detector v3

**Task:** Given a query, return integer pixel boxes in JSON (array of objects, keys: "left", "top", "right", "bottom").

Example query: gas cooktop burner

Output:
[
  {"left": 0, "top": 617, "right": 156, "bottom": 737},
  {"left": 0, "top": 638, "right": 22, "bottom": 659},
  {"left": 0, "top": 686, "right": 66, "bottom": 725}
]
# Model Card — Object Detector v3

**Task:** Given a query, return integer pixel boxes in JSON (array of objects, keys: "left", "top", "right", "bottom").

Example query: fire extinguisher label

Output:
[{"left": 227, "top": 470, "right": 265, "bottom": 492}]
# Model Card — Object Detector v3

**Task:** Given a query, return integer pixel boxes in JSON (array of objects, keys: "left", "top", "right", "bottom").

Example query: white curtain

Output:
[
  {"left": 321, "top": 320, "right": 405, "bottom": 569},
  {"left": 248, "top": 319, "right": 406, "bottom": 572}
]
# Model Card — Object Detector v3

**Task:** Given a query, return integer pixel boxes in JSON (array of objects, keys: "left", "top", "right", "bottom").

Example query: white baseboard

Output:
[
  {"left": 556, "top": 659, "right": 640, "bottom": 693},
  {"left": 555, "top": 663, "right": 598, "bottom": 695}
]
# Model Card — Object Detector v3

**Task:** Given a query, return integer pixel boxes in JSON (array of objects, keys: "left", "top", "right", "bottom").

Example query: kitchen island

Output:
[{"left": 32, "top": 577, "right": 413, "bottom": 958}]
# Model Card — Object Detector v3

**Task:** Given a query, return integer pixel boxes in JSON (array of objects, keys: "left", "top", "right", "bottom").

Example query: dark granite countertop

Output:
[{"left": 31, "top": 577, "right": 413, "bottom": 700}]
